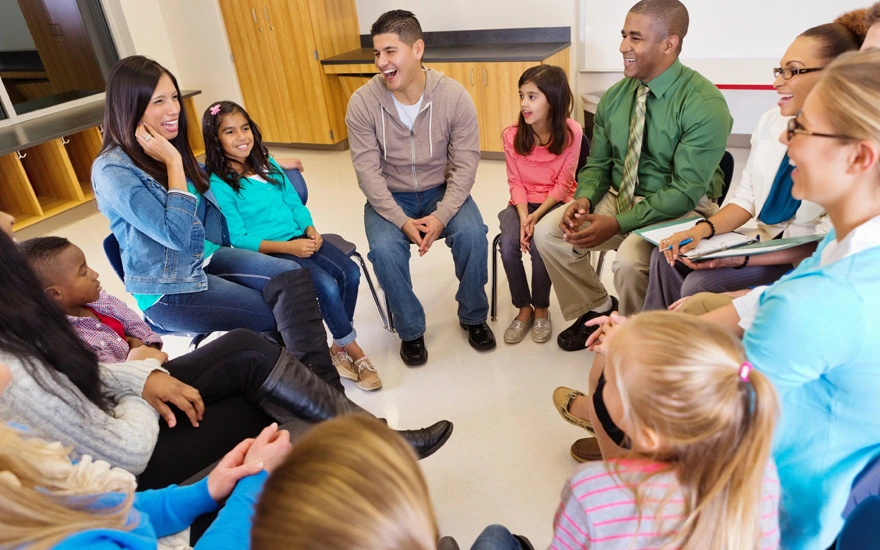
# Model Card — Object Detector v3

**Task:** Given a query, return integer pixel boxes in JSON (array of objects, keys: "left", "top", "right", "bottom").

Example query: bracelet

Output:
[
  {"left": 695, "top": 218, "right": 716, "bottom": 239},
  {"left": 734, "top": 256, "right": 750, "bottom": 270}
]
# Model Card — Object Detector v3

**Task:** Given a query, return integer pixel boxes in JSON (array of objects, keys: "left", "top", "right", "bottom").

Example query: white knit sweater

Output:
[{"left": 0, "top": 351, "right": 165, "bottom": 474}]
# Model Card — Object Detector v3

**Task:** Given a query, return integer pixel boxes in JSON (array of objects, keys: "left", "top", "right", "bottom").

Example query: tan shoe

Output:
[
  {"left": 332, "top": 349, "right": 357, "bottom": 381},
  {"left": 571, "top": 437, "right": 603, "bottom": 462},
  {"left": 354, "top": 356, "right": 382, "bottom": 391},
  {"left": 552, "top": 386, "right": 595, "bottom": 434}
]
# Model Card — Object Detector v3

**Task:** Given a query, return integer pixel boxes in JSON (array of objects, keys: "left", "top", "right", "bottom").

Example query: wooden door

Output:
[
  {"left": 478, "top": 62, "right": 539, "bottom": 152},
  {"left": 218, "top": 0, "right": 291, "bottom": 142},
  {"left": 263, "top": 0, "right": 334, "bottom": 144},
  {"left": 305, "top": 0, "right": 360, "bottom": 143}
]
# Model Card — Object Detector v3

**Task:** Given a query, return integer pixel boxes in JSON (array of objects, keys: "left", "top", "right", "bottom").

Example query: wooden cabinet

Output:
[
  {"left": 427, "top": 48, "right": 570, "bottom": 153},
  {"left": 218, "top": 0, "right": 359, "bottom": 145}
]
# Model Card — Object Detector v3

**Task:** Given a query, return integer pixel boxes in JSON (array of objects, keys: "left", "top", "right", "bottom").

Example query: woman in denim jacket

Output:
[{"left": 91, "top": 56, "right": 340, "bottom": 390}]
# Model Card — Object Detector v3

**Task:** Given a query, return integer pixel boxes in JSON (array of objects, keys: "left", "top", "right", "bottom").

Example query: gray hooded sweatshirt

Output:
[{"left": 345, "top": 68, "right": 481, "bottom": 229}]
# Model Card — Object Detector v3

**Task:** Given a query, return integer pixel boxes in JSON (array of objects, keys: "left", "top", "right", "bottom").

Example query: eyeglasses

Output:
[
  {"left": 773, "top": 67, "right": 823, "bottom": 80},
  {"left": 786, "top": 115, "right": 855, "bottom": 142}
]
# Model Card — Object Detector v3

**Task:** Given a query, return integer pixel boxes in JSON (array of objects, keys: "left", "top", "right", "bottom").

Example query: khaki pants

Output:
[
  {"left": 533, "top": 193, "right": 718, "bottom": 318},
  {"left": 679, "top": 291, "right": 734, "bottom": 316}
]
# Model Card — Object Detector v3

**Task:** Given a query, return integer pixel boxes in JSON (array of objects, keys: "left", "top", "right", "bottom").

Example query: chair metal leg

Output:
[
  {"left": 352, "top": 252, "right": 390, "bottom": 331},
  {"left": 384, "top": 291, "right": 395, "bottom": 333},
  {"left": 491, "top": 233, "right": 501, "bottom": 321},
  {"left": 595, "top": 250, "right": 607, "bottom": 277}
]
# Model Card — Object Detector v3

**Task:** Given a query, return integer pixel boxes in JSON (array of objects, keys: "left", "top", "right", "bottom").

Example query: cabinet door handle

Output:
[
  {"left": 252, "top": 8, "right": 257, "bottom": 23},
  {"left": 264, "top": 6, "right": 269, "bottom": 22},
  {"left": 470, "top": 69, "right": 474, "bottom": 86},
  {"left": 483, "top": 69, "right": 488, "bottom": 86}
]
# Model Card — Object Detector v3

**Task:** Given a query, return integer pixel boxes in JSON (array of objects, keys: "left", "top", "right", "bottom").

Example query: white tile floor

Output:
[{"left": 47, "top": 146, "right": 750, "bottom": 547}]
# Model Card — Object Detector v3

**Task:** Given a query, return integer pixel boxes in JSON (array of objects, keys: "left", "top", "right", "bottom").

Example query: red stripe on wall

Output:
[{"left": 715, "top": 84, "right": 775, "bottom": 91}]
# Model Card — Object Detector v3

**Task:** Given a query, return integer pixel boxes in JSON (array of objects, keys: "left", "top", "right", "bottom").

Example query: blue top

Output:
[
  {"left": 210, "top": 159, "right": 314, "bottom": 252},
  {"left": 92, "top": 148, "right": 230, "bottom": 296},
  {"left": 757, "top": 152, "right": 800, "bottom": 226},
  {"left": 743, "top": 232, "right": 880, "bottom": 549},
  {"left": 54, "top": 472, "right": 267, "bottom": 549}
]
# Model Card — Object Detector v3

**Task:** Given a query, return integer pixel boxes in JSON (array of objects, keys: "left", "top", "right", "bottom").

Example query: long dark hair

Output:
[
  {"left": 100, "top": 55, "right": 208, "bottom": 194},
  {"left": 202, "top": 100, "right": 283, "bottom": 194},
  {"left": 0, "top": 232, "right": 116, "bottom": 414},
  {"left": 513, "top": 65, "right": 574, "bottom": 156}
]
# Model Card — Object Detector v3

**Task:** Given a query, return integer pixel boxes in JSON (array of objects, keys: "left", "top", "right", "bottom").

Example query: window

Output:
[{"left": 0, "top": 0, "right": 118, "bottom": 118}]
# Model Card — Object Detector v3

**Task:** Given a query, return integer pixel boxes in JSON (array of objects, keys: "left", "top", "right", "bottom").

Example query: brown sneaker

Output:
[
  {"left": 332, "top": 349, "right": 357, "bottom": 381},
  {"left": 354, "top": 356, "right": 382, "bottom": 391},
  {"left": 552, "top": 386, "right": 596, "bottom": 434},
  {"left": 571, "top": 437, "right": 603, "bottom": 462}
]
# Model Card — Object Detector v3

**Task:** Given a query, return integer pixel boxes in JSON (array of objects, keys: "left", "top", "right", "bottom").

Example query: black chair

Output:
[
  {"left": 102, "top": 233, "right": 210, "bottom": 349},
  {"left": 489, "top": 132, "right": 592, "bottom": 321},
  {"left": 282, "top": 168, "right": 390, "bottom": 332}
]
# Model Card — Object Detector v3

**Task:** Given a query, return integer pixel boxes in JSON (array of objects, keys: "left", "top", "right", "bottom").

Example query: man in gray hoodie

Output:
[{"left": 346, "top": 10, "right": 495, "bottom": 366}]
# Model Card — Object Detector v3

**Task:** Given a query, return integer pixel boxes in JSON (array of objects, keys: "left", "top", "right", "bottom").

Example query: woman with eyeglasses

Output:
[{"left": 642, "top": 13, "right": 867, "bottom": 311}]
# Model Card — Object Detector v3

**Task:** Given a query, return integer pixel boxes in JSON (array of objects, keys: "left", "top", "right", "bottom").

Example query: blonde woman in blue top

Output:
[{"left": 203, "top": 101, "right": 381, "bottom": 392}]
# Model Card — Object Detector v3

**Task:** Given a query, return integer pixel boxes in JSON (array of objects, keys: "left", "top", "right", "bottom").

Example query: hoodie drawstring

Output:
[{"left": 381, "top": 109, "right": 387, "bottom": 161}]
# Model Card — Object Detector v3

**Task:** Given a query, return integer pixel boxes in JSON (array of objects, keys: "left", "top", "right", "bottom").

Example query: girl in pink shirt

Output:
[{"left": 499, "top": 65, "right": 582, "bottom": 345}]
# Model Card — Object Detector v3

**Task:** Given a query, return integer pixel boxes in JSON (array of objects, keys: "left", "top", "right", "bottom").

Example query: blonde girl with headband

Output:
[
  {"left": 252, "top": 415, "right": 438, "bottom": 550},
  {"left": 546, "top": 312, "right": 780, "bottom": 550}
]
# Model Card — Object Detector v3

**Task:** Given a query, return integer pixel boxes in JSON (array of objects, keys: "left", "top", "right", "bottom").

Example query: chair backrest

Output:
[
  {"left": 103, "top": 234, "right": 125, "bottom": 282},
  {"left": 576, "top": 132, "right": 591, "bottom": 175},
  {"left": 717, "top": 150, "right": 735, "bottom": 205},
  {"left": 283, "top": 168, "right": 308, "bottom": 206}
]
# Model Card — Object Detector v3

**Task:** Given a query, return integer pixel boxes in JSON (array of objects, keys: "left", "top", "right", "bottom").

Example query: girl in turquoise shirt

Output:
[{"left": 203, "top": 101, "right": 381, "bottom": 392}]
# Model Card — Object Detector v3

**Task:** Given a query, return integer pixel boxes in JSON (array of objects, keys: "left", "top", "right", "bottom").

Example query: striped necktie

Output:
[{"left": 617, "top": 84, "right": 650, "bottom": 213}]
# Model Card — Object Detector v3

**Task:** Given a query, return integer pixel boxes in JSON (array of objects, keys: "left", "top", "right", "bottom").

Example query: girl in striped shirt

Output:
[{"left": 551, "top": 311, "right": 781, "bottom": 549}]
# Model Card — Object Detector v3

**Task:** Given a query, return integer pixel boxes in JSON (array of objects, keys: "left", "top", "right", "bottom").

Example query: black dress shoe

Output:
[
  {"left": 400, "top": 336, "right": 428, "bottom": 366},
  {"left": 460, "top": 321, "right": 497, "bottom": 351},
  {"left": 557, "top": 296, "right": 619, "bottom": 352},
  {"left": 397, "top": 420, "right": 454, "bottom": 459}
]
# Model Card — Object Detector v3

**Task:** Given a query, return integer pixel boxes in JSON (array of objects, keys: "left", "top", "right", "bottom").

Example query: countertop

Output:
[
  {"left": 322, "top": 41, "right": 570, "bottom": 66},
  {"left": 0, "top": 90, "right": 201, "bottom": 157}
]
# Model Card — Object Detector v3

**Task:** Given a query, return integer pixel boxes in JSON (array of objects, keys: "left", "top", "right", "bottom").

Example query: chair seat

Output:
[{"left": 323, "top": 233, "right": 356, "bottom": 256}]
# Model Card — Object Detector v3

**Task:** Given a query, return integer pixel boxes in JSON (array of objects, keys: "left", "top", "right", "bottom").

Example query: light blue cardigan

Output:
[{"left": 743, "top": 231, "right": 880, "bottom": 549}]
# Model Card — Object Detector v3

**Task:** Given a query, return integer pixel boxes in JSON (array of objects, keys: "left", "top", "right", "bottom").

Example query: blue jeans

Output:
[
  {"left": 470, "top": 525, "right": 520, "bottom": 550},
  {"left": 144, "top": 246, "right": 299, "bottom": 333},
  {"left": 272, "top": 239, "right": 360, "bottom": 346},
  {"left": 364, "top": 185, "right": 489, "bottom": 341}
]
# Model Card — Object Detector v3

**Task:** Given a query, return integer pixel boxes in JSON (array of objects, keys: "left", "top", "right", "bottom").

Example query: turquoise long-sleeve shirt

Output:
[
  {"left": 210, "top": 158, "right": 314, "bottom": 251},
  {"left": 54, "top": 472, "right": 268, "bottom": 549},
  {"left": 743, "top": 232, "right": 880, "bottom": 549}
]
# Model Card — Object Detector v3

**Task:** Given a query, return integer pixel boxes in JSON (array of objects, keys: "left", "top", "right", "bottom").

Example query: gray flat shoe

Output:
[
  {"left": 532, "top": 313, "right": 552, "bottom": 343},
  {"left": 503, "top": 313, "right": 534, "bottom": 344}
]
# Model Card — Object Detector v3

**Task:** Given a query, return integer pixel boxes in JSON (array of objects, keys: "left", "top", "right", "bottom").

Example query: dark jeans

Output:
[
  {"left": 272, "top": 239, "right": 360, "bottom": 346},
  {"left": 498, "top": 203, "right": 562, "bottom": 309},
  {"left": 364, "top": 185, "right": 489, "bottom": 341},
  {"left": 137, "top": 329, "right": 285, "bottom": 489},
  {"left": 143, "top": 246, "right": 298, "bottom": 333}
]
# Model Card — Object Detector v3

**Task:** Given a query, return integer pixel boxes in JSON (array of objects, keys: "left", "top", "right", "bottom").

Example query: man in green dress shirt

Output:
[{"left": 534, "top": 0, "right": 733, "bottom": 351}]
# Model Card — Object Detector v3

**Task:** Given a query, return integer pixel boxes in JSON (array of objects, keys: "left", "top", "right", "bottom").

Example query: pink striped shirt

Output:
[
  {"left": 551, "top": 459, "right": 780, "bottom": 549},
  {"left": 503, "top": 118, "right": 582, "bottom": 206}
]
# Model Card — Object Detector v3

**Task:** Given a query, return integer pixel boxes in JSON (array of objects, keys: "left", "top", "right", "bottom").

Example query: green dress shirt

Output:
[{"left": 576, "top": 58, "right": 733, "bottom": 234}]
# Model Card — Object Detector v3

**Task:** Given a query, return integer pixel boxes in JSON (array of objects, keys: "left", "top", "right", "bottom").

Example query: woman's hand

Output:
[
  {"left": 276, "top": 157, "right": 304, "bottom": 172},
  {"left": 243, "top": 423, "right": 293, "bottom": 473},
  {"left": 659, "top": 226, "right": 707, "bottom": 265},
  {"left": 135, "top": 123, "right": 182, "bottom": 167},
  {"left": 305, "top": 226, "right": 323, "bottom": 251},
  {"left": 207, "top": 438, "right": 263, "bottom": 502},
  {"left": 142, "top": 371, "right": 204, "bottom": 428},
  {"left": 284, "top": 239, "right": 317, "bottom": 258}
]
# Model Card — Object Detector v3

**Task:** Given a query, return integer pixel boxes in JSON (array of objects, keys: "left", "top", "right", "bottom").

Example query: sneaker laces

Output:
[{"left": 354, "top": 356, "right": 376, "bottom": 372}]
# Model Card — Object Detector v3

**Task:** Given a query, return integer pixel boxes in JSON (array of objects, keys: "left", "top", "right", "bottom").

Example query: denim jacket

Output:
[{"left": 92, "top": 148, "right": 230, "bottom": 295}]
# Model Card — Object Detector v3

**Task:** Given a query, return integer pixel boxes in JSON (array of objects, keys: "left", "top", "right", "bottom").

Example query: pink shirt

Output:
[{"left": 502, "top": 118, "right": 582, "bottom": 206}]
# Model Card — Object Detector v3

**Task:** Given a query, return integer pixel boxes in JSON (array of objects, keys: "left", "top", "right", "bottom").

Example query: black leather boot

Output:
[
  {"left": 263, "top": 270, "right": 343, "bottom": 392},
  {"left": 252, "top": 352, "right": 454, "bottom": 459}
]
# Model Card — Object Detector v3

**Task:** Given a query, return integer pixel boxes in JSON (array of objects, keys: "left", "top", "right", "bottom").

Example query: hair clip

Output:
[
  {"left": 738, "top": 361, "right": 752, "bottom": 383},
  {"left": 210, "top": 104, "right": 221, "bottom": 116}
]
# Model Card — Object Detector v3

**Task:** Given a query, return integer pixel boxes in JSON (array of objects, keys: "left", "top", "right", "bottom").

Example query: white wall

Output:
[{"left": 0, "top": 3, "right": 36, "bottom": 51}]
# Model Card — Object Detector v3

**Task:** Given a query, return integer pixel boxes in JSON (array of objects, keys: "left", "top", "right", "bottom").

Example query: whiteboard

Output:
[{"left": 581, "top": 0, "right": 869, "bottom": 75}]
